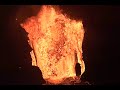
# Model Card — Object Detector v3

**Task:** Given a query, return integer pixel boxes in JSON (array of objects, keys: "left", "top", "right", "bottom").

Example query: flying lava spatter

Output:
[{"left": 21, "top": 5, "right": 85, "bottom": 84}]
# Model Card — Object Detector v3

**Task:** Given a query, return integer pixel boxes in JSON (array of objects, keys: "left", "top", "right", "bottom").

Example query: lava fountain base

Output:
[{"left": 43, "top": 76, "right": 91, "bottom": 85}]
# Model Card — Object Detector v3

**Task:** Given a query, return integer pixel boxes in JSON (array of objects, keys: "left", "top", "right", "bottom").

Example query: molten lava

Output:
[{"left": 21, "top": 5, "right": 85, "bottom": 84}]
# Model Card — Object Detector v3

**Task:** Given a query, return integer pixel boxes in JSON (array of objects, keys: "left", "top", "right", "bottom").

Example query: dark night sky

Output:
[{"left": 0, "top": 5, "right": 120, "bottom": 85}]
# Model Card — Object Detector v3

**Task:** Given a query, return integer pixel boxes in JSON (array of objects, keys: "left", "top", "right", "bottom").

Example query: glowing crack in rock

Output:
[{"left": 21, "top": 5, "right": 85, "bottom": 84}]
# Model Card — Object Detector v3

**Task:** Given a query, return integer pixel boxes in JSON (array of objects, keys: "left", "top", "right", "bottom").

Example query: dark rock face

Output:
[
  {"left": 75, "top": 63, "right": 81, "bottom": 76},
  {"left": 0, "top": 66, "right": 45, "bottom": 85}
]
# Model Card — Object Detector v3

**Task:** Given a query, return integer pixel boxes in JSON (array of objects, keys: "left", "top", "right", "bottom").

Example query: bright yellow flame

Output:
[{"left": 21, "top": 5, "right": 85, "bottom": 84}]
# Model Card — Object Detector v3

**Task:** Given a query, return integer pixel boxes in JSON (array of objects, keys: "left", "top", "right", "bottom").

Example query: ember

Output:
[{"left": 21, "top": 5, "right": 85, "bottom": 84}]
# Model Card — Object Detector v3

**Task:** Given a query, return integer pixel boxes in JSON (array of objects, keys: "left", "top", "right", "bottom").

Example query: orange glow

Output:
[{"left": 21, "top": 5, "right": 85, "bottom": 84}]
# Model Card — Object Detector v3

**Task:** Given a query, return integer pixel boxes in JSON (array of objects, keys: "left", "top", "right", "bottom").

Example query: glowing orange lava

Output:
[{"left": 21, "top": 5, "right": 85, "bottom": 84}]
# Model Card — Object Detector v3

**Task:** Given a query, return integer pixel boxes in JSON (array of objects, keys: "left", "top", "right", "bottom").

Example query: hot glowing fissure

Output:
[{"left": 21, "top": 5, "right": 85, "bottom": 84}]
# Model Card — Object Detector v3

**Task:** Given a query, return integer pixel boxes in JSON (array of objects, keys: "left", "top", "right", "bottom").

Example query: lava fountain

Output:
[{"left": 20, "top": 5, "right": 85, "bottom": 85}]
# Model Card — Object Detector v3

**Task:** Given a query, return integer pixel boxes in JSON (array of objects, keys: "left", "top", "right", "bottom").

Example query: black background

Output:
[{"left": 0, "top": 5, "right": 120, "bottom": 85}]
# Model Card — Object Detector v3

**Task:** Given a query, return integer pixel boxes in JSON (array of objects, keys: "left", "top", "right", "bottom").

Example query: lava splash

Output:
[{"left": 21, "top": 5, "right": 85, "bottom": 84}]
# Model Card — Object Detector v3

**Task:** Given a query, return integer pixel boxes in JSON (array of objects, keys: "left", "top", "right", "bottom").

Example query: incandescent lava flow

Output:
[{"left": 21, "top": 5, "right": 85, "bottom": 84}]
